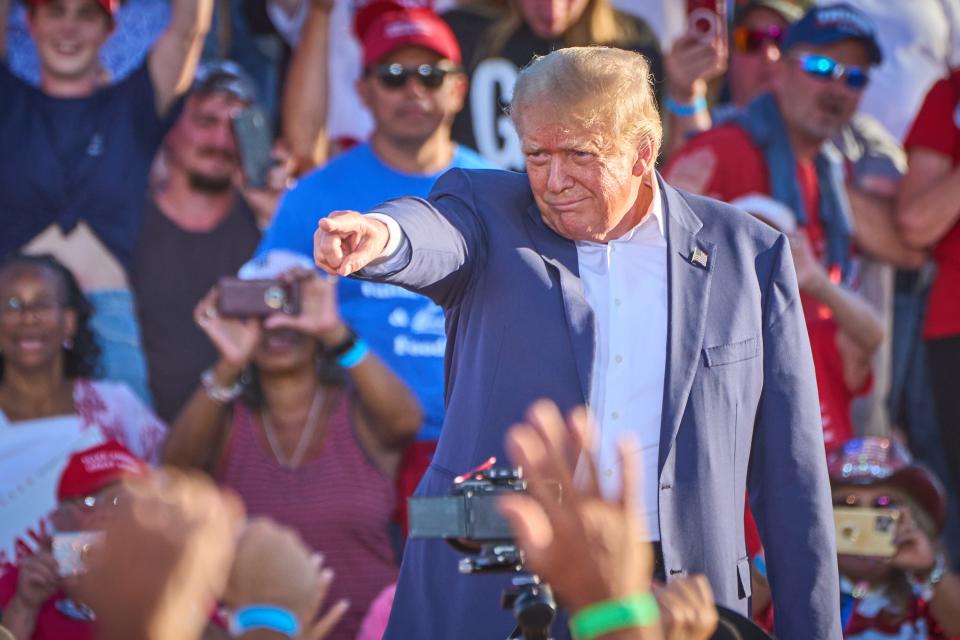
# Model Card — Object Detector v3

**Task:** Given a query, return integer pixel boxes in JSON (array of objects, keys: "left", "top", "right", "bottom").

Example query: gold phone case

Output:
[{"left": 834, "top": 506, "right": 900, "bottom": 557}]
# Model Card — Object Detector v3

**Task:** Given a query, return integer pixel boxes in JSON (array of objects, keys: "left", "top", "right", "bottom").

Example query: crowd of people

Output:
[{"left": 1, "top": 0, "right": 960, "bottom": 638}]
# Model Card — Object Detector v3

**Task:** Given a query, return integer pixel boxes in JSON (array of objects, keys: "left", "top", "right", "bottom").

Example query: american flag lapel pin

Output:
[{"left": 690, "top": 247, "right": 709, "bottom": 269}]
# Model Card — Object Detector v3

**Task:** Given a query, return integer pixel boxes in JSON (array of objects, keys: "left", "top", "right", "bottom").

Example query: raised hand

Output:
[
  {"left": 224, "top": 518, "right": 349, "bottom": 640},
  {"left": 653, "top": 576, "right": 718, "bottom": 640},
  {"left": 890, "top": 507, "right": 938, "bottom": 575},
  {"left": 76, "top": 469, "right": 245, "bottom": 640},
  {"left": 497, "top": 400, "right": 654, "bottom": 614},
  {"left": 194, "top": 288, "right": 262, "bottom": 369},
  {"left": 313, "top": 211, "right": 390, "bottom": 276}
]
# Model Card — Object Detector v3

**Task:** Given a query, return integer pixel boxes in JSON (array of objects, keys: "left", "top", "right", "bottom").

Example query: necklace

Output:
[{"left": 261, "top": 388, "right": 324, "bottom": 469}]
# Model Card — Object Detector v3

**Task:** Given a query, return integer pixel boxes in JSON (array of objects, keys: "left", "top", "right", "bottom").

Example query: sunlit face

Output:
[
  {"left": 164, "top": 92, "right": 248, "bottom": 193},
  {"left": 517, "top": 0, "right": 590, "bottom": 39},
  {"left": 833, "top": 485, "right": 910, "bottom": 583},
  {"left": 0, "top": 265, "right": 76, "bottom": 373},
  {"left": 729, "top": 7, "right": 789, "bottom": 106},
  {"left": 518, "top": 108, "right": 651, "bottom": 243},
  {"left": 357, "top": 46, "right": 466, "bottom": 148},
  {"left": 775, "top": 40, "right": 871, "bottom": 141},
  {"left": 28, "top": 0, "right": 112, "bottom": 87}
]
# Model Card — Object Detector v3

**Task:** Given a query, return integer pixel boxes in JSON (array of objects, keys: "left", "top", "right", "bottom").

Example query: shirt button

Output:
[
  {"left": 610, "top": 245, "right": 616, "bottom": 253},
  {"left": 614, "top": 298, "right": 622, "bottom": 307},
  {"left": 611, "top": 411, "right": 620, "bottom": 420},
  {"left": 615, "top": 355, "right": 623, "bottom": 364},
  {"left": 604, "top": 468, "right": 613, "bottom": 477}
]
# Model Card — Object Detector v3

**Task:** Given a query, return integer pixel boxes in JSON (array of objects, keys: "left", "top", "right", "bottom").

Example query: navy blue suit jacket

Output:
[{"left": 358, "top": 169, "right": 841, "bottom": 640}]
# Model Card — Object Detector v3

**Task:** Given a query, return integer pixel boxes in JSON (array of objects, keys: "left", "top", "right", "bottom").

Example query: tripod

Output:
[{"left": 459, "top": 544, "right": 557, "bottom": 640}]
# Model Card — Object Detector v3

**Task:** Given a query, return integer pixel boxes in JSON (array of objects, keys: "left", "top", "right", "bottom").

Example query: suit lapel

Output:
[
  {"left": 522, "top": 204, "right": 595, "bottom": 405},
  {"left": 658, "top": 178, "right": 715, "bottom": 472}
]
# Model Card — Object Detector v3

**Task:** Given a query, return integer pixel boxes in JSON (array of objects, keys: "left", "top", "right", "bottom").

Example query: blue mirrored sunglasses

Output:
[{"left": 794, "top": 54, "right": 870, "bottom": 90}]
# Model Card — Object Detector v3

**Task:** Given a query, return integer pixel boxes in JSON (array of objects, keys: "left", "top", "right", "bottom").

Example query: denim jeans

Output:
[
  {"left": 890, "top": 270, "right": 960, "bottom": 569},
  {"left": 86, "top": 289, "right": 153, "bottom": 407}
]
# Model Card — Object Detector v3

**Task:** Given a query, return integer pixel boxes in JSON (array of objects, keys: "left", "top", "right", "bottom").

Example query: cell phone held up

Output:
[
  {"left": 834, "top": 506, "right": 901, "bottom": 558},
  {"left": 231, "top": 106, "right": 274, "bottom": 190},
  {"left": 687, "top": 0, "right": 726, "bottom": 42},
  {"left": 217, "top": 277, "right": 301, "bottom": 318}
]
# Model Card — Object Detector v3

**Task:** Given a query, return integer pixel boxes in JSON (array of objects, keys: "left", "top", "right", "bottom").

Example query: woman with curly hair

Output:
[{"left": 0, "top": 254, "right": 166, "bottom": 461}]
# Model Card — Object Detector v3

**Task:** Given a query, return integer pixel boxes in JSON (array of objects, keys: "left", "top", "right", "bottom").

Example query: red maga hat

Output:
[
  {"left": 27, "top": 0, "right": 117, "bottom": 18},
  {"left": 354, "top": 1, "right": 461, "bottom": 68},
  {"left": 57, "top": 441, "right": 148, "bottom": 502}
]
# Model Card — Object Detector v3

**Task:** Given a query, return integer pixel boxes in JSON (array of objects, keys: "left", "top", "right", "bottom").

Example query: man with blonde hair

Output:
[{"left": 315, "top": 46, "right": 840, "bottom": 640}]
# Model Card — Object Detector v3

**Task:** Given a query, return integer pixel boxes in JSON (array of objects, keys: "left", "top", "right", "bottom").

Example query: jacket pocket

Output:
[
  {"left": 703, "top": 335, "right": 761, "bottom": 367},
  {"left": 737, "top": 555, "right": 753, "bottom": 600}
]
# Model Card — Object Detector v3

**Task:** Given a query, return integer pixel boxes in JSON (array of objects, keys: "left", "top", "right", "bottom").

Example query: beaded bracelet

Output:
[{"left": 569, "top": 592, "right": 660, "bottom": 640}]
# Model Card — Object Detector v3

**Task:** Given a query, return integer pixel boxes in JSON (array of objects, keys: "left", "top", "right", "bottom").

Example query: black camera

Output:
[{"left": 409, "top": 464, "right": 557, "bottom": 640}]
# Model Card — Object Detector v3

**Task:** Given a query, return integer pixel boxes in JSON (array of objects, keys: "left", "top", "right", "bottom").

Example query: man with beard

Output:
[{"left": 132, "top": 61, "right": 284, "bottom": 422}]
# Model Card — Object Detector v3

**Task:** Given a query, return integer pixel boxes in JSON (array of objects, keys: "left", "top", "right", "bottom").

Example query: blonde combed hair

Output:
[
  {"left": 509, "top": 47, "right": 662, "bottom": 160},
  {"left": 482, "top": 0, "right": 638, "bottom": 61}
]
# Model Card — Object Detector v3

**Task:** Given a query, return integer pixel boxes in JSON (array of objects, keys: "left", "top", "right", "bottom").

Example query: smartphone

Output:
[
  {"left": 52, "top": 531, "right": 103, "bottom": 577},
  {"left": 834, "top": 507, "right": 901, "bottom": 557},
  {"left": 231, "top": 106, "right": 274, "bottom": 189},
  {"left": 687, "top": 0, "right": 726, "bottom": 42},
  {"left": 217, "top": 277, "right": 301, "bottom": 318}
]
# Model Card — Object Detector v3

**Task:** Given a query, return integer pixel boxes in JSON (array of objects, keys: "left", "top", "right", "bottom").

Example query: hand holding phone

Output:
[
  {"left": 232, "top": 106, "right": 275, "bottom": 190},
  {"left": 687, "top": 0, "right": 726, "bottom": 43}
]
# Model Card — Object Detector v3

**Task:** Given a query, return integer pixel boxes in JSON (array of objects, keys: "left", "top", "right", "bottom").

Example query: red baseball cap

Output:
[
  {"left": 28, "top": 0, "right": 117, "bottom": 18},
  {"left": 57, "top": 441, "right": 148, "bottom": 502},
  {"left": 354, "top": 1, "right": 461, "bottom": 68}
]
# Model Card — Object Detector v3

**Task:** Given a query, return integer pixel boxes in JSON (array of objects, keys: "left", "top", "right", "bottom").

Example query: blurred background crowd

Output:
[{"left": 2, "top": 0, "right": 960, "bottom": 637}]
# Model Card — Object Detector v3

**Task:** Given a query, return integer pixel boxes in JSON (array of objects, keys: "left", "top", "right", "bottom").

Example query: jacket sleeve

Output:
[
  {"left": 748, "top": 233, "right": 842, "bottom": 640},
  {"left": 354, "top": 168, "right": 488, "bottom": 308}
]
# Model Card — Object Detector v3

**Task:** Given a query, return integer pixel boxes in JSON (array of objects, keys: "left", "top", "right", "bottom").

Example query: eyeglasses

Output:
[
  {"left": 833, "top": 494, "right": 900, "bottom": 509},
  {"left": 793, "top": 53, "right": 870, "bottom": 90},
  {"left": 0, "top": 296, "right": 63, "bottom": 323},
  {"left": 73, "top": 493, "right": 122, "bottom": 510},
  {"left": 371, "top": 63, "right": 460, "bottom": 90},
  {"left": 732, "top": 25, "right": 784, "bottom": 54}
]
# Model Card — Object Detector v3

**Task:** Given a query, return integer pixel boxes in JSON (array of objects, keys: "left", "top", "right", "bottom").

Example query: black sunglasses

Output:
[{"left": 371, "top": 63, "right": 460, "bottom": 90}]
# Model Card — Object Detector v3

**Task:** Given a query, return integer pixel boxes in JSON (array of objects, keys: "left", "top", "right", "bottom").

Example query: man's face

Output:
[
  {"left": 164, "top": 92, "right": 247, "bottom": 193},
  {"left": 357, "top": 46, "right": 466, "bottom": 147},
  {"left": 775, "top": 40, "right": 871, "bottom": 141},
  {"left": 28, "top": 0, "right": 111, "bottom": 84},
  {"left": 518, "top": 108, "right": 650, "bottom": 243},
  {"left": 517, "top": 0, "right": 590, "bottom": 39},
  {"left": 729, "top": 8, "right": 789, "bottom": 106},
  {"left": 51, "top": 483, "right": 124, "bottom": 533}
]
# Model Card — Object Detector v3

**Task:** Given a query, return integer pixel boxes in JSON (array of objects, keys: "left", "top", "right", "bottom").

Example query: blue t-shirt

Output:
[
  {"left": 0, "top": 61, "right": 179, "bottom": 270},
  {"left": 258, "top": 142, "right": 493, "bottom": 441}
]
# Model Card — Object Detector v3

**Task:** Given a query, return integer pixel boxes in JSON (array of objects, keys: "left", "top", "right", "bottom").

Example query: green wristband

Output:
[{"left": 569, "top": 592, "right": 660, "bottom": 640}]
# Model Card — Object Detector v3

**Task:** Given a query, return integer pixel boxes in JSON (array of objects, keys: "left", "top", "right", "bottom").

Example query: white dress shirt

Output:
[
  {"left": 576, "top": 184, "right": 667, "bottom": 541},
  {"left": 367, "top": 184, "right": 668, "bottom": 540}
]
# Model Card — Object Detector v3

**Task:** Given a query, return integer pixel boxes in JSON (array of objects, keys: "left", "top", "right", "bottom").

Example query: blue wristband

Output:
[
  {"left": 337, "top": 338, "right": 369, "bottom": 369},
  {"left": 229, "top": 605, "right": 300, "bottom": 638},
  {"left": 664, "top": 95, "right": 707, "bottom": 117}
]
